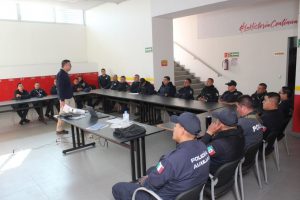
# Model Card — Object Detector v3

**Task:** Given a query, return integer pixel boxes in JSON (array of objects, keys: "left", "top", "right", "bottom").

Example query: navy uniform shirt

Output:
[
  {"left": 158, "top": 82, "right": 176, "bottom": 97},
  {"left": 177, "top": 86, "right": 194, "bottom": 100},
  {"left": 279, "top": 100, "right": 292, "bottom": 119},
  {"left": 73, "top": 84, "right": 83, "bottom": 92},
  {"left": 201, "top": 126, "right": 245, "bottom": 174},
  {"left": 143, "top": 140, "right": 210, "bottom": 200},
  {"left": 238, "top": 112, "right": 264, "bottom": 150},
  {"left": 197, "top": 85, "right": 219, "bottom": 102},
  {"left": 220, "top": 90, "right": 243, "bottom": 103},
  {"left": 56, "top": 69, "right": 73, "bottom": 101},
  {"left": 129, "top": 81, "right": 140, "bottom": 93},
  {"left": 14, "top": 89, "right": 31, "bottom": 100},
  {"left": 111, "top": 81, "right": 119, "bottom": 90},
  {"left": 138, "top": 81, "right": 155, "bottom": 95},
  {"left": 117, "top": 82, "right": 130, "bottom": 92},
  {"left": 98, "top": 74, "right": 111, "bottom": 89},
  {"left": 261, "top": 109, "right": 284, "bottom": 139},
  {"left": 30, "top": 89, "right": 47, "bottom": 98}
]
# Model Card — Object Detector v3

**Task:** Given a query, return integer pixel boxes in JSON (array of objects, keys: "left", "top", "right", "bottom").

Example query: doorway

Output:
[{"left": 287, "top": 37, "right": 297, "bottom": 97}]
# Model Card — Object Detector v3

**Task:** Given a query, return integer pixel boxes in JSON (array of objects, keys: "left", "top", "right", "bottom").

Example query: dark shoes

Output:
[
  {"left": 19, "top": 119, "right": 30, "bottom": 125},
  {"left": 56, "top": 130, "right": 69, "bottom": 134}
]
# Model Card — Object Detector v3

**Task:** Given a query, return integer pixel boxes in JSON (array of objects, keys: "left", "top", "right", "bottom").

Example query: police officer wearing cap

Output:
[
  {"left": 112, "top": 112, "right": 210, "bottom": 200},
  {"left": 220, "top": 80, "right": 243, "bottom": 104},
  {"left": 236, "top": 95, "right": 264, "bottom": 150},
  {"left": 176, "top": 78, "right": 194, "bottom": 100},
  {"left": 201, "top": 108, "right": 245, "bottom": 174}
]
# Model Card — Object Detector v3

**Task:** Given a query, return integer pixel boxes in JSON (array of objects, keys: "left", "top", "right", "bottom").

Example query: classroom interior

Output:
[{"left": 0, "top": 0, "right": 300, "bottom": 200}]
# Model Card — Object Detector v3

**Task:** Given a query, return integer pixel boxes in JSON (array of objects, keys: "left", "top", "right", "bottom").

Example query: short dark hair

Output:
[
  {"left": 140, "top": 78, "right": 146, "bottom": 83},
  {"left": 185, "top": 78, "right": 192, "bottom": 84},
  {"left": 208, "top": 78, "right": 214, "bottom": 82},
  {"left": 281, "top": 86, "right": 292, "bottom": 98},
  {"left": 259, "top": 83, "right": 267, "bottom": 89},
  {"left": 134, "top": 74, "right": 140, "bottom": 77},
  {"left": 120, "top": 76, "right": 126, "bottom": 79},
  {"left": 164, "top": 76, "right": 170, "bottom": 81},
  {"left": 266, "top": 92, "right": 280, "bottom": 105},
  {"left": 61, "top": 59, "right": 70, "bottom": 68},
  {"left": 237, "top": 95, "right": 253, "bottom": 109},
  {"left": 101, "top": 68, "right": 106, "bottom": 71},
  {"left": 17, "top": 82, "right": 22, "bottom": 87}
]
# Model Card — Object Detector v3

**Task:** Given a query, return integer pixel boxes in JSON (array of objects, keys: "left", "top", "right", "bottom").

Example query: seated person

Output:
[
  {"left": 251, "top": 83, "right": 267, "bottom": 114},
  {"left": 129, "top": 74, "right": 140, "bottom": 93},
  {"left": 157, "top": 76, "right": 176, "bottom": 97},
  {"left": 176, "top": 78, "right": 194, "bottom": 100},
  {"left": 219, "top": 80, "right": 243, "bottom": 104},
  {"left": 112, "top": 112, "right": 210, "bottom": 200},
  {"left": 197, "top": 78, "right": 219, "bottom": 102},
  {"left": 236, "top": 95, "right": 264, "bottom": 150},
  {"left": 279, "top": 86, "right": 293, "bottom": 119},
  {"left": 117, "top": 76, "right": 130, "bottom": 91},
  {"left": 13, "top": 83, "right": 31, "bottom": 125},
  {"left": 77, "top": 76, "right": 92, "bottom": 91},
  {"left": 111, "top": 75, "right": 120, "bottom": 90},
  {"left": 201, "top": 108, "right": 245, "bottom": 174},
  {"left": 73, "top": 78, "right": 84, "bottom": 109},
  {"left": 261, "top": 92, "right": 284, "bottom": 155},
  {"left": 30, "top": 82, "right": 47, "bottom": 121},
  {"left": 45, "top": 79, "right": 60, "bottom": 119},
  {"left": 138, "top": 78, "right": 155, "bottom": 95},
  {"left": 98, "top": 68, "right": 111, "bottom": 89}
]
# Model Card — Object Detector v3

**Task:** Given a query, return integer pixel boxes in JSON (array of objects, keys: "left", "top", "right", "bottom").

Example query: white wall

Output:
[
  {"left": 174, "top": 0, "right": 298, "bottom": 95},
  {"left": 152, "top": 17, "right": 174, "bottom": 89},
  {"left": 0, "top": 20, "right": 93, "bottom": 79},
  {"left": 85, "top": 0, "right": 154, "bottom": 81}
]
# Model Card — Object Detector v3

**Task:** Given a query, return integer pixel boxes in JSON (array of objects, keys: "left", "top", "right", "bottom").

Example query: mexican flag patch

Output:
[
  {"left": 207, "top": 145, "right": 216, "bottom": 156},
  {"left": 156, "top": 162, "right": 165, "bottom": 174}
]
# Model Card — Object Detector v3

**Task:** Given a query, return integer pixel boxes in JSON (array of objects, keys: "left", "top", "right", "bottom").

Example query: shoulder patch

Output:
[
  {"left": 207, "top": 145, "right": 216, "bottom": 156},
  {"left": 156, "top": 162, "right": 165, "bottom": 174}
]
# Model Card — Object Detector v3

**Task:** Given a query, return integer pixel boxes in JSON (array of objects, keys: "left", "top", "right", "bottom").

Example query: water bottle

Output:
[{"left": 123, "top": 111, "right": 129, "bottom": 123}]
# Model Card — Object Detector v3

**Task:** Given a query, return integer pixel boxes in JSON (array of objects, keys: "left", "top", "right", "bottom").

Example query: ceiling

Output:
[{"left": 9, "top": 0, "right": 128, "bottom": 10}]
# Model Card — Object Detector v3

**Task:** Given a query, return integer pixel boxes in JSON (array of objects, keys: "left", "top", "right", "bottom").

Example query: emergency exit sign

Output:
[
  {"left": 145, "top": 47, "right": 153, "bottom": 53},
  {"left": 224, "top": 52, "right": 239, "bottom": 58}
]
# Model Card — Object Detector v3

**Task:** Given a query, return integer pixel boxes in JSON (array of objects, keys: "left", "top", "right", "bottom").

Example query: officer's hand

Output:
[
  {"left": 16, "top": 94, "right": 21, "bottom": 98},
  {"left": 207, "top": 122, "right": 222, "bottom": 136},
  {"left": 60, "top": 101, "right": 65, "bottom": 108},
  {"left": 138, "top": 176, "right": 148, "bottom": 185}
]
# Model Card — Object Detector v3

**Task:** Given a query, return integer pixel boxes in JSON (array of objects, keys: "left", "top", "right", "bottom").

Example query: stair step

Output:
[
  {"left": 175, "top": 75, "right": 195, "bottom": 81},
  {"left": 175, "top": 71, "right": 189, "bottom": 76}
]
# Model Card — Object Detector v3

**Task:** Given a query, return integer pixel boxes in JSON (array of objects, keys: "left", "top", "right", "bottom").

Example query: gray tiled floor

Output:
[{"left": 0, "top": 111, "right": 300, "bottom": 200}]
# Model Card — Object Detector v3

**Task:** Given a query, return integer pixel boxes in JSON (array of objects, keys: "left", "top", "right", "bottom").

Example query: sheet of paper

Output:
[{"left": 86, "top": 123, "right": 108, "bottom": 131}]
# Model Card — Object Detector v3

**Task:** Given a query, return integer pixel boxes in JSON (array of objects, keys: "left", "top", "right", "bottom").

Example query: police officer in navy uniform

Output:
[
  {"left": 30, "top": 82, "right": 47, "bottom": 121},
  {"left": 111, "top": 75, "right": 120, "bottom": 90},
  {"left": 13, "top": 83, "right": 31, "bottom": 125},
  {"left": 197, "top": 78, "right": 219, "bottom": 102},
  {"left": 138, "top": 78, "right": 155, "bottom": 95},
  {"left": 117, "top": 76, "right": 130, "bottom": 91},
  {"left": 45, "top": 79, "right": 60, "bottom": 119},
  {"left": 176, "top": 78, "right": 194, "bottom": 100},
  {"left": 98, "top": 68, "right": 111, "bottom": 89},
  {"left": 112, "top": 112, "right": 210, "bottom": 200},
  {"left": 202, "top": 108, "right": 245, "bottom": 174},
  {"left": 251, "top": 83, "right": 267, "bottom": 114},
  {"left": 157, "top": 76, "right": 176, "bottom": 97},
  {"left": 220, "top": 80, "right": 243, "bottom": 104},
  {"left": 236, "top": 95, "right": 263, "bottom": 150},
  {"left": 129, "top": 74, "right": 140, "bottom": 93}
]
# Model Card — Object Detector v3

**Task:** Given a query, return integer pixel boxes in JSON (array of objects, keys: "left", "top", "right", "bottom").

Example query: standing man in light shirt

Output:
[{"left": 56, "top": 59, "right": 76, "bottom": 134}]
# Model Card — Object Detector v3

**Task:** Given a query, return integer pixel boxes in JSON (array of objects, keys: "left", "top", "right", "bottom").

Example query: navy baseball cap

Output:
[
  {"left": 225, "top": 80, "right": 237, "bottom": 86},
  {"left": 212, "top": 108, "right": 238, "bottom": 126},
  {"left": 170, "top": 112, "right": 201, "bottom": 135}
]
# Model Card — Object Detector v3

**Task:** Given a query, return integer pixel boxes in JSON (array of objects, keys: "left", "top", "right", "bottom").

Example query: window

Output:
[
  {"left": 19, "top": 3, "right": 55, "bottom": 22},
  {"left": 55, "top": 8, "right": 84, "bottom": 25},
  {"left": 0, "top": 2, "right": 18, "bottom": 20}
]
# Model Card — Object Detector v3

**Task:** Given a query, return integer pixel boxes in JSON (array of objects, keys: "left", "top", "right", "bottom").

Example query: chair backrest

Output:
[
  {"left": 243, "top": 142, "right": 262, "bottom": 168},
  {"left": 213, "top": 159, "right": 241, "bottom": 187},
  {"left": 175, "top": 183, "right": 205, "bottom": 200}
]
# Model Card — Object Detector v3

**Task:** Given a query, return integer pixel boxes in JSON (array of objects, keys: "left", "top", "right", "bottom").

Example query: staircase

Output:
[{"left": 174, "top": 62, "right": 205, "bottom": 99}]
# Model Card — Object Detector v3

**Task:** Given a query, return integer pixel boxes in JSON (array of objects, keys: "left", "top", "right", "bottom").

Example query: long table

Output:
[
  {"left": 59, "top": 113, "right": 164, "bottom": 181},
  {"left": 90, "top": 89, "right": 224, "bottom": 124}
]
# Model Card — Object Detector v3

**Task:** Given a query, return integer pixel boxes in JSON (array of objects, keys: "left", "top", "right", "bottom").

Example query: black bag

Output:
[{"left": 113, "top": 124, "right": 146, "bottom": 139}]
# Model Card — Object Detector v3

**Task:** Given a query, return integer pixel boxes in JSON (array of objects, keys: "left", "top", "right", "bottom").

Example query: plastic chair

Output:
[
  {"left": 239, "top": 142, "right": 263, "bottom": 200},
  {"left": 131, "top": 183, "right": 205, "bottom": 200},
  {"left": 204, "top": 159, "right": 242, "bottom": 200}
]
